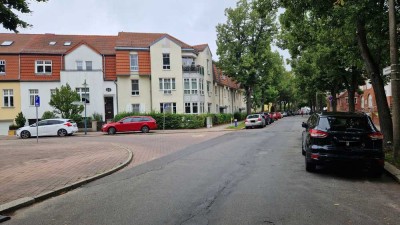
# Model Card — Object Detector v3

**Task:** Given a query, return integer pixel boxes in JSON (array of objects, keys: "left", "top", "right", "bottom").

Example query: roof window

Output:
[
  {"left": 49, "top": 41, "right": 57, "bottom": 46},
  {"left": 64, "top": 41, "right": 72, "bottom": 46},
  {"left": 1, "top": 41, "right": 14, "bottom": 46}
]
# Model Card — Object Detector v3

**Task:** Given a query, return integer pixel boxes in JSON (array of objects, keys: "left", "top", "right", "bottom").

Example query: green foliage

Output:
[
  {"left": 112, "top": 112, "right": 238, "bottom": 130},
  {"left": 216, "top": 0, "right": 278, "bottom": 114},
  {"left": 92, "top": 112, "right": 103, "bottom": 121},
  {"left": 0, "top": 0, "right": 48, "bottom": 33},
  {"left": 14, "top": 112, "right": 26, "bottom": 128},
  {"left": 41, "top": 111, "right": 57, "bottom": 120},
  {"left": 9, "top": 124, "right": 20, "bottom": 130},
  {"left": 49, "top": 83, "right": 84, "bottom": 120}
]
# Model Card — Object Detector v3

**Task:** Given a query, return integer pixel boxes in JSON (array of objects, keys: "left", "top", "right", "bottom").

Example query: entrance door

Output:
[{"left": 104, "top": 97, "right": 114, "bottom": 121}]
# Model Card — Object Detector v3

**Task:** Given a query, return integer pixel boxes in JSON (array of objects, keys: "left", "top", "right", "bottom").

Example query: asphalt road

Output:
[{"left": 5, "top": 116, "right": 400, "bottom": 225}]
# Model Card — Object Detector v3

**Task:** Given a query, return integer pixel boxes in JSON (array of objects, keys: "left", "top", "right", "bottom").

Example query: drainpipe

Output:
[
  {"left": 18, "top": 54, "right": 21, "bottom": 79},
  {"left": 114, "top": 79, "right": 118, "bottom": 114}
]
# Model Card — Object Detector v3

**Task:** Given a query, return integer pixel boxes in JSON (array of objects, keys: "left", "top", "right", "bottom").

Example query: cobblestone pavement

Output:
[{"left": 0, "top": 125, "right": 232, "bottom": 207}]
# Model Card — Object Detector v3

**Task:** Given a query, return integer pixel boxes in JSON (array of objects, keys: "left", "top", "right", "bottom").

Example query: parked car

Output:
[
  {"left": 262, "top": 112, "right": 273, "bottom": 125},
  {"left": 245, "top": 114, "right": 265, "bottom": 129},
  {"left": 301, "top": 112, "right": 384, "bottom": 176},
  {"left": 16, "top": 119, "right": 78, "bottom": 139},
  {"left": 101, "top": 116, "right": 157, "bottom": 134}
]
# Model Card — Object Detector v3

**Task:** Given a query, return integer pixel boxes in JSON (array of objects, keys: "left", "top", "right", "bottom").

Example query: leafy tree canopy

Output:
[
  {"left": 0, "top": 0, "right": 47, "bottom": 33},
  {"left": 49, "top": 83, "right": 83, "bottom": 122}
]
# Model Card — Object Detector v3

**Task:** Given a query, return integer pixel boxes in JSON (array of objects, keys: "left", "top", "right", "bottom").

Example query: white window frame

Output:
[
  {"left": 85, "top": 61, "right": 92, "bottom": 71},
  {"left": 130, "top": 54, "right": 139, "bottom": 71},
  {"left": 131, "top": 79, "right": 140, "bottom": 96},
  {"left": 0, "top": 60, "right": 5, "bottom": 74},
  {"left": 76, "top": 61, "right": 83, "bottom": 71},
  {"left": 160, "top": 102, "right": 176, "bottom": 114},
  {"left": 159, "top": 78, "right": 175, "bottom": 94},
  {"left": 76, "top": 87, "right": 90, "bottom": 103},
  {"left": 29, "top": 89, "right": 39, "bottom": 106},
  {"left": 192, "top": 102, "right": 198, "bottom": 114},
  {"left": 163, "top": 53, "right": 170, "bottom": 70},
  {"left": 185, "top": 102, "right": 191, "bottom": 113},
  {"left": 199, "top": 79, "right": 204, "bottom": 95},
  {"left": 35, "top": 60, "right": 52, "bottom": 74},
  {"left": 3, "top": 89, "right": 13, "bottom": 107},
  {"left": 191, "top": 78, "right": 198, "bottom": 95},
  {"left": 184, "top": 78, "right": 190, "bottom": 94},
  {"left": 131, "top": 104, "right": 140, "bottom": 113}
]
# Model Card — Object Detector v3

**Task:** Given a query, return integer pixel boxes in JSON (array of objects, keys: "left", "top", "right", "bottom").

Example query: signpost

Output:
[{"left": 35, "top": 96, "right": 40, "bottom": 143}]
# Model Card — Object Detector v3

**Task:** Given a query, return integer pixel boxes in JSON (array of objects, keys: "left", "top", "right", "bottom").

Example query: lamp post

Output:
[{"left": 83, "top": 79, "right": 88, "bottom": 135}]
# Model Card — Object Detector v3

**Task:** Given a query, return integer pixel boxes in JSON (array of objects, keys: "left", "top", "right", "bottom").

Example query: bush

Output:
[
  {"left": 9, "top": 124, "right": 20, "bottom": 130},
  {"left": 92, "top": 112, "right": 103, "bottom": 121},
  {"left": 42, "top": 111, "right": 57, "bottom": 120},
  {"left": 14, "top": 112, "right": 26, "bottom": 128},
  {"left": 112, "top": 112, "right": 236, "bottom": 130}
]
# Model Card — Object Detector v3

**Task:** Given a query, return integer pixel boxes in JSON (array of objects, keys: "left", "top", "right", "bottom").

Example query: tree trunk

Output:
[
  {"left": 357, "top": 19, "right": 393, "bottom": 147},
  {"left": 330, "top": 87, "right": 338, "bottom": 112},
  {"left": 347, "top": 69, "right": 358, "bottom": 113},
  {"left": 246, "top": 86, "right": 253, "bottom": 115}
]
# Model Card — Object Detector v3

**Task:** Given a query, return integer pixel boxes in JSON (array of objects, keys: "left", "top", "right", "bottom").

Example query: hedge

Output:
[{"left": 112, "top": 112, "right": 247, "bottom": 130}]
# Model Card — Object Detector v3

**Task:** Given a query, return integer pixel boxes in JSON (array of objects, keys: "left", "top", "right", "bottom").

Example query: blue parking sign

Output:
[{"left": 35, "top": 96, "right": 40, "bottom": 107}]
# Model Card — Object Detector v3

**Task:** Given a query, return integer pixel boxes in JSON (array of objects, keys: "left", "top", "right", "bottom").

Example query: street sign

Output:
[
  {"left": 383, "top": 66, "right": 391, "bottom": 76},
  {"left": 35, "top": 96, "right": 40, "bottom": 107}
]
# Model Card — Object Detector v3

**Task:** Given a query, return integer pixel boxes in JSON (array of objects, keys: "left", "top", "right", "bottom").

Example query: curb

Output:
[
  {"left": 0, "top": 147, "right": 133, "bottom": 214},
  {"left": 384, "top": 161, "right": 400, "bottom": 183}
]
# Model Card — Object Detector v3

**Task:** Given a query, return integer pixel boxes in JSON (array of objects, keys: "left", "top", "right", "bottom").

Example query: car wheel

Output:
[
  {"left": 141, "top": 126, "right": 149, "bottom": 133},
  {"left": 20, "top": 130, "right": 31, "bottom": 139},
  {"left": 58, "top": 129, "right": 67, "bottom": 137},
  {"left": 369, "top": 165, "right": 383, "bottom": 177},
  {"left": 108, "top": 127, "right": 116, "bottom": 135},
  {"left": 305, "top": 159, "right": 316, "bottom": 172}
]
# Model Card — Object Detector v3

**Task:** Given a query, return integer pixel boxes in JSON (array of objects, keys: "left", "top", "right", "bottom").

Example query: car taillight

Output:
[
  {"left": 368, "top": 132, "right": 383, "bottom": 140},
  {"left": 64, "top": 122, "right": 72, "bottom": 127},
  {"left": 258, "top": 118, "right": 261, "bottom": 121},
  {"left": 309, "top": 129, "right": 328, "bottom": 138}
]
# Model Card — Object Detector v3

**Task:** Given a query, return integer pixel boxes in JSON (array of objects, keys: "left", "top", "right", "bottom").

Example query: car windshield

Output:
[
  {"left": 318, "top": 116, "right": 373, "bottom": 132},
  {"left": 247, "top": 115, "right": 259, "bottom": 119}
]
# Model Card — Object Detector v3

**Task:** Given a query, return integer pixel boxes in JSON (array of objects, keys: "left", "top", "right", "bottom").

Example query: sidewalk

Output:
[{"left": 0, "top": 124, "right": 233, "bottom": 214}]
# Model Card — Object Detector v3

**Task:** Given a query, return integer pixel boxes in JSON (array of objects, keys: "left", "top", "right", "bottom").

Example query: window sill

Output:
[
  {"left": 1, "top": 106, "right": 15, "bottom": 109},
  {"left": 131, "top": 95, "right": 140, "bottom": 97},
  {"left": 35, "top": 73, "right": 52, "bottom": 76}
]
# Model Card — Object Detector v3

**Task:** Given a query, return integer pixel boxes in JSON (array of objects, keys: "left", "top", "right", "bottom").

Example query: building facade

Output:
[{"left": 0, "top": 32, "right": 246, "bottom": 135}]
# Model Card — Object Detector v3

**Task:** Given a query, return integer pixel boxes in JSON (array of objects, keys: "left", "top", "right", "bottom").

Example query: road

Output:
[{"left": 5, "top": 116, "right": 400, "bottom": 225}]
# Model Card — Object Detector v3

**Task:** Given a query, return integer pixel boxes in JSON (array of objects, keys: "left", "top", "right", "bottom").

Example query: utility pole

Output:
[{"left": 389, "top": 0, "right": 399, "bottom": 160}]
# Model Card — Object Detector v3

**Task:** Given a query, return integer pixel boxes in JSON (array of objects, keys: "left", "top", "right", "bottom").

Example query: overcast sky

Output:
[{"left": 1, "top": 0, "right": 290, "bottom": 67}]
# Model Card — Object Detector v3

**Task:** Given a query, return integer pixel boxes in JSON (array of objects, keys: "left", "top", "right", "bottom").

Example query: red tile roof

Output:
[
  {"left": 213, "top": 63, "right": 240, "bottom": 89},
  {"left": 0, "top": 33, "right": 39, "bottom": 54},
  {"left": 193, "top": 44, "right": 208, "bottom": 52},
  {"left": 0, "top": 33, "right": 117, "bottom": 55},
  {"left": 116, "top": 32, "right": 193, "bottom": 49}
]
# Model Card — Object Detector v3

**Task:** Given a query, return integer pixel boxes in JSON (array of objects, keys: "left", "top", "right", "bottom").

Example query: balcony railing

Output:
[{"left": 182, "top": 65, "right": 205, "bottom": 75}]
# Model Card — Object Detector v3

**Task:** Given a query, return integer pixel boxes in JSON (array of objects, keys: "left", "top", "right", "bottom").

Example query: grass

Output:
[
  {"left": 385, "top": 150, "right": 400, "bottom": 169},
  {"left": 226, "top": 121, "right": 245, "bottom": 130}
]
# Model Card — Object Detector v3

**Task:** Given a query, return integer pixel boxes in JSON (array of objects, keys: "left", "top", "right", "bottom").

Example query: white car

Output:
[{"left": 16, "top": 119, "right": 78, "bottom": 139}]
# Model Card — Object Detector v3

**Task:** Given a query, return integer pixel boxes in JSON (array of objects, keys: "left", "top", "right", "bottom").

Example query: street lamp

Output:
[{"left": 83, "top": 79, "right": 88, "bottom": 135}]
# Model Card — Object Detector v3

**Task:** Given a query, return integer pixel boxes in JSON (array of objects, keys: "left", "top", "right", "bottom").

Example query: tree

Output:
[
  {"left": 49, "top": 84, "right": 84, "bottom": 122},
  {"left": 0, "top": 0, "right": 47, "bottom": 33},
  {"left": 216, "top": 0, "right": 278, "bottom": 114},
  {"left": 279, "top": 0, "right": 394, "bottom": 149},
  {"left": 15, "top": 112, "right": 26, "bottom": 128}
]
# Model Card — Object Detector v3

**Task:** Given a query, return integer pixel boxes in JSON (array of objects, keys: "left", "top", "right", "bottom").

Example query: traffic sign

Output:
[
  {"left": 35, "top": 96, "right": 40, "bottom": 107},
  {"left": 383, "top": 66, "right": 391, "bottom": 76}
]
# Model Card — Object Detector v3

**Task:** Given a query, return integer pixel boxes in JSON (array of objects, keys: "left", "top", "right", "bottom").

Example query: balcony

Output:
[{"left": 182, "top": 65, "right": 205, "bottom": 75}]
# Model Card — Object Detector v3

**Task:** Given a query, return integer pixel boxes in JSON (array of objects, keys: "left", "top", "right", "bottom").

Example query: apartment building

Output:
[{"left": 0, "top": 32, "right": 246, "bottom": 135}]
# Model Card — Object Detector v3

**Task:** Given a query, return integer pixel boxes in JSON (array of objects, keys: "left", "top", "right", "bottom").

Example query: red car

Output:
[{"left": 101, "top": 116, "right": 157, "bottom": 134}]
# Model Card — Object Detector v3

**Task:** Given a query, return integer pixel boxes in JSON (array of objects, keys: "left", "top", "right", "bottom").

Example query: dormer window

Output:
[
  {"left": 64, "top": 41, "right": 72, "bottom": 46},
  {"left": 1, "top": 41, "right": 13, "bottom": 46},
  {"left": 49, "top": 41, "right": 56, "bottom": 46}
]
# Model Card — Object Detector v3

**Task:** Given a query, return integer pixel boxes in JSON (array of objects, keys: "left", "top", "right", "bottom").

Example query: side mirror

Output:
[{"left": 301, "top": 122, "right": 308, "bottom": 129}]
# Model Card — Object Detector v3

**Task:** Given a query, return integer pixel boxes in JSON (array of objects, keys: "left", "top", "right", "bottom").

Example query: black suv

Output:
[{"left": 301, "top": 112, "right": 384, "bottom": 175}]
